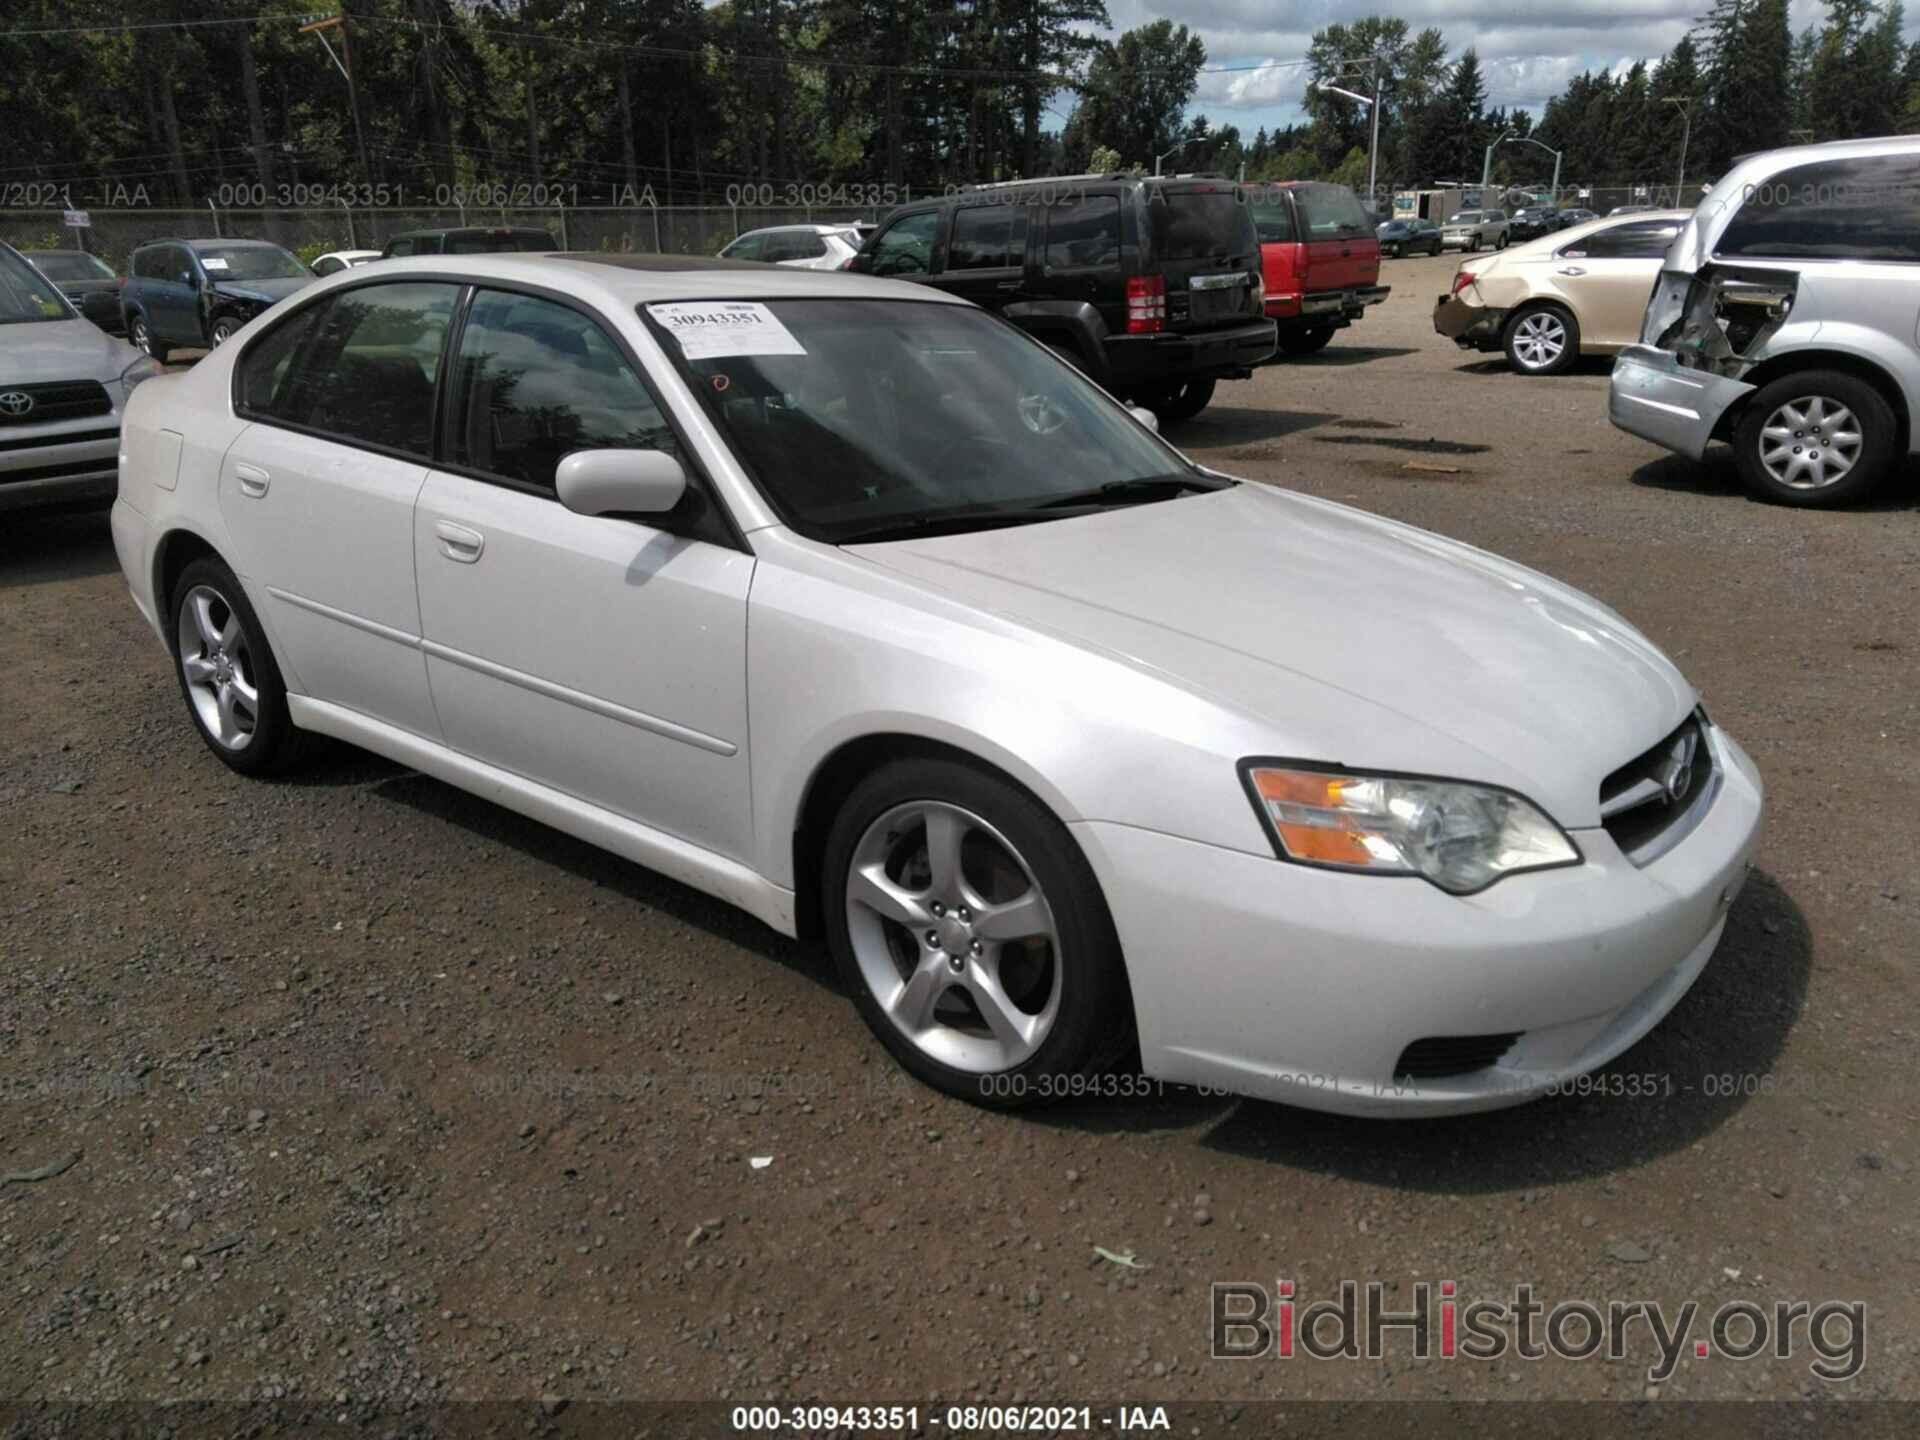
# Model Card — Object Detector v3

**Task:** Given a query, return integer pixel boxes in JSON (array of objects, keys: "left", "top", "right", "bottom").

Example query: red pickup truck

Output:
[{"left": 1248, "top": 181, "right": 1389, "bottom": 355}]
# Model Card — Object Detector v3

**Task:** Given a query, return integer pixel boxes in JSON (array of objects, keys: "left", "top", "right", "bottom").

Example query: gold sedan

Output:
[{"left": 1431, "top": 211, "right": 1688, "bottom": 375}]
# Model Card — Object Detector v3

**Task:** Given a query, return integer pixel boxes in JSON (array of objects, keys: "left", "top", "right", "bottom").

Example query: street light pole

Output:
[
  {"left": 1662, "top": 97, "right": 1693, "bottom": 203},
  {"left": 1482, "top": 130, "right": 1514, "bottom": 192}
]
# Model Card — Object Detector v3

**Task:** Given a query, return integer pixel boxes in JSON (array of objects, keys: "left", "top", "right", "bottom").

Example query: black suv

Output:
[
  {"left": 851, "top": 175, "right": 1276, "bottom": 424},
  {"left": 1508, "top": 206, "right": 1565, "bottom": 243},
  {"left": 381, "top": 226, "right": 557, "bottom": 258},
  {"left": 122, "top": 237, "right": 313, "bottom": 359}
]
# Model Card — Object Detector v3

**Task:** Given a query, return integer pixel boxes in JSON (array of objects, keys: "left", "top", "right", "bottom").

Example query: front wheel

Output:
[
  {"left": 129, "top": 313, "right": 170, "bottom": 363},
  {"left": 1732, "top": 369, "right": 1894, "bottom": 507},
  {"left": 208, "top": 314, "right": 241, "bottom": 347},
  {"left": 170, "top": 557, "right": 308, "bottom": 775},
  {"left": 1278, "top": 326, "right": 1335, "bottom": 356},
  {"left": 1467, "top": 235, "right": 1481, "bottom": 253},
  {"left": 1495, "top": 231, "right": 1509, "bottom": 250},
  {"left": 823, "top": 758, "right": 1133, "bottom": 1107}
]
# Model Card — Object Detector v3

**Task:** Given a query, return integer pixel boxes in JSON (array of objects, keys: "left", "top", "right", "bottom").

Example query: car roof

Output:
[
  {"left": 1530, "top": 210, "right": 1690, "bottom": 246},
  {"left": 136, "top": 236, "right": 280, "bottom": 249},
  {"left": 388, "top": 226, "right": 555, "bottom": 238},
  {"left": 735, "top": 224, "right": 859, "bottom": 237},
  {"left": 336, "top": 252, "right": 970, "bottom": 306}
]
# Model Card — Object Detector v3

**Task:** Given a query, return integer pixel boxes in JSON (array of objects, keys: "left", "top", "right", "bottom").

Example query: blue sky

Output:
[{"left": 1092, "top": 1, "right": 1920, "bottom": 136}]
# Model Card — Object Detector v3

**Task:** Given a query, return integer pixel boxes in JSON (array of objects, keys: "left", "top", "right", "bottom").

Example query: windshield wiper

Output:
[{"left": 1031, "top": 473, "right": 1230, "bottom": 510}]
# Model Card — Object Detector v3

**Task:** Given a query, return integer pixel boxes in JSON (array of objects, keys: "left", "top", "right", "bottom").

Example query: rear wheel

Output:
[
  {"left": 170, "top": 557, "right": 308, "bottom": 776},
  {"left": 1137, "top": 377, "right": 1215, "bottom": 423},
  {"left": 823, "top": 757, "right": 1133, "bottom": 1107},
  {"left": 1503, "top": 304, "right": 1578, "bottom": 376},
  {"left": 1733, "top": 369, "right": 1894, "bottom": 508},
  {"left": 1278, "top": 326, "right": 1335, "bottom": 357}
]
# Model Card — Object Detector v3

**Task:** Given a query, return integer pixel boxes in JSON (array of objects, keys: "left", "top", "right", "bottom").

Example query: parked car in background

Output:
[
  {"left": 718, "top": 224, "right": 866, "bottom": 270},
  {"left": 22, "top": 249, "right": 126, "bottom": 334},
  {"left": 1508, "top": 206, "right": 1566, "bottom": 243},
  {"left": 110, "top": 252, "right": 1763, "bottom": 1115},
  {"left": 1609, "top": 204, "right": 1659, "bottom": 216},
  {"left": 1439, "top": 208, "right": 1509, "bottom": 252},
  {"left": 1434, "top": 211, "right": 1687, "bottom": 376},
  {"left": 0, "top": 241, "right": 154, "bottom": 513},
  {"left": 1248, "top": 181, "right": 1389, "bottom": 356},
  {"left": 1558, "top": 207, "right": 1599, "bottom": 226},
  {"left": 1611, "top": 136, "right": 1920, "bottom": 507},
  {"left": 311, "top": 248, "right": 382, "bottom": 276},
  {"left": 853, "top": 174, "right": 1275, "bottom": 423},
  {"left": 122, "top": 237, "right": 314, "bottom": 360},
  {"left": 380, "top": 226, "right": 556, "bottom": 257},
  {"left": 1376, "top": 217, "right": 1443, "bottom": 258}
]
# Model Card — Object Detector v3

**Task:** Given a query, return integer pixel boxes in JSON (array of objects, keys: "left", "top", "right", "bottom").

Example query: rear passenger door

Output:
[
  {"left": 411, "top": 287, "right": 754, "bottom": 859},
  {"left": 220, "top": 280, "right": 460, "bottom": 739},
  {"left": 929, "top": 202, "right": 1029, "bottom": 309},
  {"left": 1039, "top": 193, "right": 1126, "bottom": 333},
  {"left": 1552, "top": 219, "right": 1681, "bottom": 347}
]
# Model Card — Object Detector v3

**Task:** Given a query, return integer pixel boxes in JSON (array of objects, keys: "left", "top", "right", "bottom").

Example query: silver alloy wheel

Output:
[
  {"left": 1758, "top": 395, "right": 1862, "bottom": 490},
  {"left": 176, "top": 584, "right": 259, "bottom": 751},
  {"left": 845, "top": 799, "right": 1062, "bottom": 1073},
  {"left": 210, "top": 318, "right": 236, "bottom": 346},
  {"left": 1511, "top": 311, "right": 1567, "bottom": 370},
  {"left": 131, "top": 317, "right": 151, "bottom": 353}
]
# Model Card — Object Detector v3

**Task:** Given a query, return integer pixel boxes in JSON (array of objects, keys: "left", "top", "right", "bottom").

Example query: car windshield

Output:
[
  {"left": 1152, "top": 189, "right": 1256, "bottom": 260},
  {"left": 195, "top": 244, "right": 309, "bottom": 280},
  {"left": 1451, "top": 211, "right": 1484, "bottom": 224},
  {"left": 30, "top": 252, "right": 115, "bottom": 282},
  {"left": 646, "top": 298, "right": 1204, "bottom": 542},
  {"left": 0, "top": 247, "right": 71, "bottom": 322}
]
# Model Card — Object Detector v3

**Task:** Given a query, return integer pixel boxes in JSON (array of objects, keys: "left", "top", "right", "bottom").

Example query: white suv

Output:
[{"left": 718, "top": 224, "right": 866, "bottom": 270}]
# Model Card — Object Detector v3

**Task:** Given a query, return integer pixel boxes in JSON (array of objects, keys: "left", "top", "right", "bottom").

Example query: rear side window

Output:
[
  {"left": 724, "top": 233, "right": 765, "bottom": 261},
  {"left": 386, "top": 238, "right": 416, "bottom": 257},
  {"left": 1152, "top": 189, "right": 1255, "bottom": 261},
  {"left": 449, "top": 289, "right": 678, "bottom": 492},
  {"left": 1564, "top": 220, "right": 1680, "bottom": 261},
  {"left": 238, "top": 282, "right": 459, "bottom": 456},
  {"left": 1249, "top": 192, "right": 1296, "bottom": 243},
  {"left": 1294, "top": 183, "right": 1370, "bottom": 238},
  {"left": 1043, "top": 195, "right": 1121, "bottom": 269},
  {"left": 868, "top": 212, "right": 939, "bottom": 276},
  {"left": 947, "top": 205, "right": 1027, "bottom": 270},
  {"left": 1719, "top": 154, "right": 1920, "bottom": 261},
  {"left": 764, "top": 231, "right": 829, "bottom": 263}
]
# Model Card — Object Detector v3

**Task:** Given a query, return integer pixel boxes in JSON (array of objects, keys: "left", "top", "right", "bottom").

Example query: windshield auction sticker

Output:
[{"left": 649, "top": 301, "right": 806, "bottom": 359}]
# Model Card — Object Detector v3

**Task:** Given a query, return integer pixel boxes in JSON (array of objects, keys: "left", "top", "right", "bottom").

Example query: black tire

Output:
[
  {"left": 128, "top": 312, "right": 170, "bottom": 363},
  {"left": 1467, "top": 235, "right": 1481, "bottom": 253},
  {"left": 1138, "top": 376, "right": 1215, "bottom": 423},
  {"left": 1495, "top": 231, "right": 1509, "bottom": 250},
  {"left": 1732, "top": 368, "right": 1896, "bottom": 508},
  {"left": 208, "top": 314, "right": 241, "bottom": 347},
  {"left": 1386, "top": 243, "right": 1401, "bottom": 258},
  {"left": 1278, "top": 326, "right": 1335, "bottom": 357},
  {"left": 1503, "top": 303, "right": 1579, "bottom": 376},
  {"left": 821, "top": 756, "right": 1134, "bottom": 1109},
  {"left": 169, "top": 557, "right": 308, "bottom": 776}
]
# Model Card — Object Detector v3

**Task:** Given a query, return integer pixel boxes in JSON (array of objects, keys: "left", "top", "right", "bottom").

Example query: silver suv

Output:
[
  {"left": 1440, "top": 209, "right": 1509, "bottom": 252},
  {"left": 0, "top": 242, "right": 154, "bottom": 513},
  {"left": 1609, "top": 135, "right": 1920, "bottom": 506}
]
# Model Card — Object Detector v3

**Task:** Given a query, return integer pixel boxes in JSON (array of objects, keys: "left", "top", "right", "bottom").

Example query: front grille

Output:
[
  {"left": 0, "top": 379, "right": 113, "bottom": 426},
  {"left": 0, "top": 456, "right": 118, "bottom": 486},
  {"left": 1600, "top": 712, "right": 1718, "bottom": 865},
  {"left": 1395, "top": 1033, "right": 1520, "bottom": 1080},
  {"left": 0, "top": 425, "right": 118, "bottom": 454}
]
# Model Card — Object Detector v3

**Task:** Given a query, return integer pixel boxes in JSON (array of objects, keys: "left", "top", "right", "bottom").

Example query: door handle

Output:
[
  {"left": 235, "top": 462, "right": 270, "bottom": 498},
  {"left": 995, "top": 279, "right": 1022, "bottom": 291},
  {"left": 434, "top": 520, "right": 485, "bottom": 564},
  {"left": 1557, "top": 266, "right": 1587, "bottom": 276}
]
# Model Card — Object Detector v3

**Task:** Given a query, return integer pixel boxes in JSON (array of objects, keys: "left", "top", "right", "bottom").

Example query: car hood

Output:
[
  {"left": 0, "top": 317, "right": 143, "bottom": 381},
  {"left": 212, "top": 276, "right": 311, "bottom": 304},
  {"left": 850, "top": 483, "right": 1694, "bottom": 827}
]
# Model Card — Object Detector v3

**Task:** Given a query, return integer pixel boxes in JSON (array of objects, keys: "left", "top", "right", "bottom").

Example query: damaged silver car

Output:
[{"left": 1609, "top": 136, "right": 1920, "bottom": 506}]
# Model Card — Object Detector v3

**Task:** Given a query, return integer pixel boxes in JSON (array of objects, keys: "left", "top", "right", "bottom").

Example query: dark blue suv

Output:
[{"left": 122, "top": 237, "right": 313, "bottom": 360}]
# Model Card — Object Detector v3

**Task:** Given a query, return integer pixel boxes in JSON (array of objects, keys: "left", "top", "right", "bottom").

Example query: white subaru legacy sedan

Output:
[{"left": 110, "top": 255, "right": 1763, "bottom": 1116}]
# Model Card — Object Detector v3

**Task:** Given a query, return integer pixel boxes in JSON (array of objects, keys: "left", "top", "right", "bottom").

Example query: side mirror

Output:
[
  {"left": 556, "top": 449, "right": 687, "bottom": 517},
  {"left": 1128, "top": 405, "right": 1160, "bottom": 434},
  {"left": 848, "top": 252, "right": 874, "bottom": 275}
]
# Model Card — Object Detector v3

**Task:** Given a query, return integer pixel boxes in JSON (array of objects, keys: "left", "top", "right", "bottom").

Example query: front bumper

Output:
[
  {"left": 1104, "top": 319, "right": 1277, "bottom": 386},
  {"left": 1608, "top": 345, "right": 1756, "bottom": 460},
  {"left": 1074, "top": 724, "right": 1764, "bottom": 1117},
  {"left": 0, "top": 428, "right": 121, "bottom": 512}
]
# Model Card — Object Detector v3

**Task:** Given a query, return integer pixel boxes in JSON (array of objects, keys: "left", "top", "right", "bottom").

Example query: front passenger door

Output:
[{"left": 412, "top": 288, "right": 754, "bottom": 860}]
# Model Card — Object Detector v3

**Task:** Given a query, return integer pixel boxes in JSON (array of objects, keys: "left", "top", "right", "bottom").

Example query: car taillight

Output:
[
  {"left": 1126, "top": 275, "right": 1166, "bottom": 334},
  {"left": 1451, "top": 270, "right": 1477, "bottom": 297}
]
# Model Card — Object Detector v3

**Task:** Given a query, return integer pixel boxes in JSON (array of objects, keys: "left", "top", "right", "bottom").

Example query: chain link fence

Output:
[{"left": 0, "top": 205, "right": 891, "bottom": 271}]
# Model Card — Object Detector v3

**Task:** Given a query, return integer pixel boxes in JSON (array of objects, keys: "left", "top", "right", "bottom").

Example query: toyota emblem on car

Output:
[{"left": 0, "top": 390, "right": 34, "bottom": 416}]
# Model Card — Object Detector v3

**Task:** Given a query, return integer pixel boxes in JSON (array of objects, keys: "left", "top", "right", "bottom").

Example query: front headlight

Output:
[
  {"left": 1241, "top": 763, "right": 1580, "bottom": 895},
  {"left": 118, "top": 355, "right": 160, "bottom": 403}
]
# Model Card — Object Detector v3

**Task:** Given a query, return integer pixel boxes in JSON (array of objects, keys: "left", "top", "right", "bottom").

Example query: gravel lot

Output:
[{"left": 4, "top": 250, "right": 1918, "bottom": 1419}]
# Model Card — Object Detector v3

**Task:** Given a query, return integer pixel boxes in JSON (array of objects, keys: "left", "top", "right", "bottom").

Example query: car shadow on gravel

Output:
[
  {"left": 360, "top": 767, "right": 829, "bottom": 981},
  {"left": 1631, "top": 449, "right": 1920, "bottom": 510},
  {"left": 1171, "top": 408, "right": 1340, "bottom": 447},
  {"left": 1453, "top": 357, "right": 1614, "bottom": 378},
  {"left": 0, "top": 507, "right": 117, "bottom": 591},
  {"left": 1267, "top": 345, "right": 1418, "bottom": 368},
  {"left": 1194, "top": 868, "right": 1813, "bottom": 1191}
]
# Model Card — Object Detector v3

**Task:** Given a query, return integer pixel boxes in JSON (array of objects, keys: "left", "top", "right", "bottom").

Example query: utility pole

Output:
[
  {"left": 1662, "top": 97, "right": 1693, "bottom": 203},
  {"left": 301, "top": 13, "right": 375, "bottom": 189}
]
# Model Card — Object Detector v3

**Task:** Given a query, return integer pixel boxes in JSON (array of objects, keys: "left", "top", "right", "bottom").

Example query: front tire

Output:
[
  {"left": 170, "top": 557, "right": 307, "bottom": 776},
  {"left": 822, "top": 757, "right": 1133, "bottom": 1108},
  {"left": 208, "top": 314, "right": 241, "bottom": 347},
  {"left": 1503, "top": 304, "right": 1578, "bottom": 375},
  {"left": 1732, "top": 369, "right": 1894, "bottom": 507}
]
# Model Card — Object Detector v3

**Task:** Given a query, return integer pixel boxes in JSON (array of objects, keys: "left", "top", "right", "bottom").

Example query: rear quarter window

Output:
[
  {"left": 1043, "top": 195, "right": 1122, "bottom": 270},
  {"left": 1249, "top": 192, "right": 1296, "bottom": 243},
  {"left": 1294, "top": 183, "right": 1369, "bottom": 238},
  {"left": 1719, "top": 154, "right": 1920, "bottom": 261},
  {"left": 1151, "top": 189, "right": 1256, "bottom": 261}
]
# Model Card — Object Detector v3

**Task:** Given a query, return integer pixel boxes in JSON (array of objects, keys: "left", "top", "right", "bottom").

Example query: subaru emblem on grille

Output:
[
  {"left": 1660, "top": 731, "right": 1698, "bottom": 805},
  {"left": 0, "top": 390, "right": 33, "bottom": 416}
]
